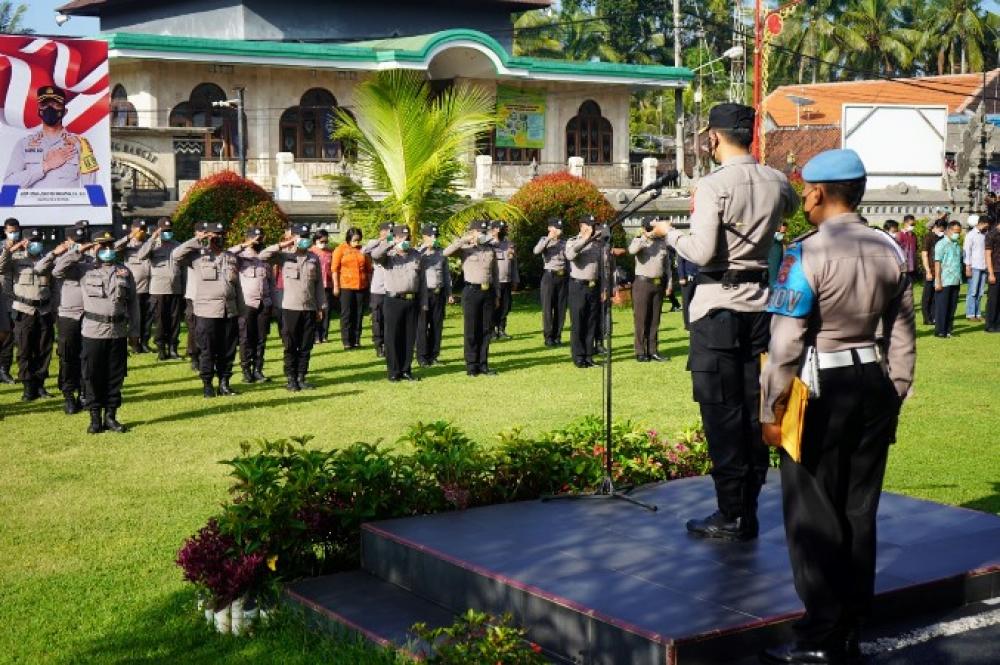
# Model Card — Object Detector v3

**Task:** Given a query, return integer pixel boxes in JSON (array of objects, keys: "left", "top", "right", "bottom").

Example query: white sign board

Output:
[{"left": 842, "top": 104, "right": 947, "bottom": 191}]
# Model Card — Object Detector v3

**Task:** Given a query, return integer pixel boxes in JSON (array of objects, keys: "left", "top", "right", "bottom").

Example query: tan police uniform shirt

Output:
[
  {"left": 565, "top": 234, "right": 600, "bottom": 282},
  {"left": 227, "top": 245, "right": 273, "bottom": 311},
  {"left": 79, "top": 262, "right": 141, "bottom": 340},
  {"left": 629, "top": 235, "right": 669, "bottom": 280},
  {"left": 370, "top": 242, "right": 422, "bottom": 295},
  {"left": 362, "top": 239, "right": 387, "bottom": 295},
  {"left": 0, "top": 246, "right": 56, "bottom": 316},
  {"left": 760, "top": 213, "right": 917, "bottom": 423},
  {"left": 258, "top": 246, "right": 326, "bottom": 312},
  {"left": 172, "top": 239, "right": 244, "bottom": 318},
  {"left": 114, "top": 236, "right": 151, "bottom": 295},
  {"left": 3, "top": 128, "right": 98, "bottom": 189},
  {"left": 53, "top": 249, "right": 98, "bottom": 320},
  {"left": 444, "top": 236, "right": 499, "bottom": 286},
  {"left": 419, "top": 245, "right": 451, "bottom": 298},
  {"left": 533, "top": 236, "right": 568, "bottom": 273},
  {"left": 665, "top": 155, "right": 798, "bottom": 324},
  {"left": 141, "top": 237, "right": 182, "bottom": 296},
  {"left": 494, "top": 240, "right": 519, "bottom": 284}
]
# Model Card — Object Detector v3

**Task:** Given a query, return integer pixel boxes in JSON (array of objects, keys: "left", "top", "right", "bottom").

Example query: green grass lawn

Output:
[{"left": 1, "top": 286, "right": 998, "bottom": 663}]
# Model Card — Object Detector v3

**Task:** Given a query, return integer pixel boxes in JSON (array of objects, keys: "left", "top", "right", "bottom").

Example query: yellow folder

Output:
[{"left": 761, "top": 355, "right": 808, "bottom": 463}]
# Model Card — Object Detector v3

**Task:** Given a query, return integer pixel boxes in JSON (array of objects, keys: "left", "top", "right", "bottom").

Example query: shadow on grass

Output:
[
  {"left": 961, "top": 482, "right": 1000, "bottom": 515},
  {"left": 62, "top": 589, "right": 400, "bottom": 665},
  {"left": 128, "top": 391, "right": 358, "bottom": 428}
]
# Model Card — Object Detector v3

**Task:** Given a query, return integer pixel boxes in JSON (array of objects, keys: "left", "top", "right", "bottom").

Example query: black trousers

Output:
[
  {"left": 281, "top": 309, "right": 316, "bottom": 378},
  {"left": 687, "top": 309, "right": 771, "bottom": 520},
  {"left": 632, "top": 276, "right": 665, "bottom": 357},
  {"left": 339, "top": 288, "right": 365, "bottom": 348},
  {"left": 152, "top": 293, "right": 182, "bottom": 348},
  {"left": 539, "top": 270, "right": 568, "bottom": 343},
  {"left": 239, "top": 305, "right": 270, "bottom": 373},
  {"left": 0, "top": 315, "right": 13, "bottom": 371},
  {"left": 81, "top": 336, "right": 127, "bottom": 410},
  {"left": 666, "top": 285, "right": 681, "bottom": 310},
  {"left": 416, "top": 289, "right": 447, "bottom": 364},
  {"left": 920, "top": 279, "right": 936, "bottom": 325},
  {"left": 494, "top": 282, "right": 513, "bottom": 332},
  {"left": 384, "top": 295, "right": 418, "bottom": 378},
  {"left": 568, "top": 279, "right": 599, "bottom": 364},
  {"left": 680, "top": 281, "right": 696, "bottom": 331},
  {"left": 934, "top": 284, "right": 959, "bottom": 335},
  {"left": 185, "top": 298, "right": 198, "bottom": 360},
  {"left": 781, "top": 362, "right": 899, "bottom": 648},
  {"left": 370, "top": 293, "right": 385, "bottom": 349},
  {"left": 57, "top": 316, "right": 83, "bottom": 397},
  {"left": 196, "top": 316, "right": 238, "bottom": 382},
  {"left": 137, "top": 293, "right": 153, "bottom": 345},
  {"left": 13, "top": 310, "right": 54, "bottom": 386},
  {"left": 986, "top": 279, "right": 1000, "bottom": 332},
  {"left": 317, "top": 288, "right": 334, "bottom": 342},
  {"left": 462, "top": 284, "right": 494, "bottom": 372}
]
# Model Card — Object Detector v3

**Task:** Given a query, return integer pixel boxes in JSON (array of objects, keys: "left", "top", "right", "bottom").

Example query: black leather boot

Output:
[
  {"left": 169, "top": 345, "right": 182, "bottom": 359},
  {"left": 241, "top": 366, "right": 255, "bottom": 384},
  {"left": 285, "top": 374, "right": 300, "bottom": 392},
  {"left": 296, "top": 374, "right": 316, "bottom": 390},
  {"left": 104, "top": 408, "right": 125, "bottom": 433},
  {"left": 0, "top": 366, "right": 14, "bottom": 384},
  {"left": 21, "top": 382, "right": 37, "bottom": 402},
  {"left": 202, "top": 379, "right": 216, "bottom": 398},
  {"left": 686, "top": 511, "right": 758, "bottom": 541},
  {"left": 217, "top": 378, "right": 238, "bottom": 396},
  {"left": 87, "top": 408, "right": 104, "bottom": 434},
  {"left": 37, "top": 384, "right": 53, "bottom": 398},
  {"left": 253, "top": 368, "right": 270, "bottom": 383},
  {"left": 64, "top": 394, "right": 82, "bottom": 415},
  {"left": 157, "top": 347, "right": 169, "bottom": 361}
]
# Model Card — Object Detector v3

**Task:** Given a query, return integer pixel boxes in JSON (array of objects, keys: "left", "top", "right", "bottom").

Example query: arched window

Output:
[
  {"left": 279, "top": 88, "right": 351, "bottom": 160},
  {"left": 566, "top": 100, "right": 613, "bottom": 164},
  {"left": 110, "top": 84, "right": 138, "bottom": 127},
  {"left": 169, "top": 83, "right": 245, "bottom": 159}
]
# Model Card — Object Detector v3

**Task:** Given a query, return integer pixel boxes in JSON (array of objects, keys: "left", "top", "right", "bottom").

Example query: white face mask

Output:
[{"left": 934, "top": 230, "right": 945, "bottom": 237}]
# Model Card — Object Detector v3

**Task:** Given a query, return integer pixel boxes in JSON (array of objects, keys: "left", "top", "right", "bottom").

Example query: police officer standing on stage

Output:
[
  {"left": 60, "top": 231, "right": 140, "bottom": 433},
  {"left": 534, "top": 217, "right": 568, "bottom": 347},
  {"left": 759, "top": 150, "right": 916, "bottom": 665},
  {"left": 0, "top": 227, "right": 58, "bottom": 401},
  {"left": 444, "top": 220, "right": 499, "bottom": 377},
  {"left": 143, "top": 218, "right": 182, "bottom": 361},
  {"left": 260, "top": 223, "right": 326, "bottom": 392},
  {"left": 52, "top": 220, "right": 94, "bottom": 414},
  {"left": 629, "top": 223, "right": 670, "bottom": 362},
  {"left": 363, "top": 222, "right": 391, "bottom": 358},
  {"left": 491, "top": 221, "right": 518, "bottom": 340},
  {"left": 229, "top": 227, "right": 272, "bottom": 383},
  {"left": 114, "top": 219, "right": 153, "bottom": 353},
  {"left": 652, "top": 103, "right": 798, "bottom": 541},
  {"left": 565, "top": 215, "right": 602, "bottom": 369},
  {"left": 173, "top": 222, "right": 243, "bottom": 398},
  {"left": 416, "top": 223, "right": 450, "bottom": 368},
  {"left": 371, "top": 224, "right": 422, "bottom": 382}
]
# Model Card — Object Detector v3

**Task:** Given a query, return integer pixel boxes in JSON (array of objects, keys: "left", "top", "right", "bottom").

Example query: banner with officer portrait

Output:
[
  {"left": 496, "top": 86, "right": 546, "bottom": 150},
  {"left": 0, "top": 35, "right": 112, "bottom": 227}
]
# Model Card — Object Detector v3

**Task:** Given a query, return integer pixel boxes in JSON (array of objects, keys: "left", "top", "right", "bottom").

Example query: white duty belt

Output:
[{"left": 816, "top": 345, "right": 880, "bottom": 370}]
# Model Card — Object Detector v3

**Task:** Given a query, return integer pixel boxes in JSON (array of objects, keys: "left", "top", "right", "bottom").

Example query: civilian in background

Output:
[
  {"left": 921, "top": 219, "right": 947, "bottom": 325},
  {"left": 934, "top": 220, "right": 963, "bottom": 338},
  {"left": 767, "top": 221, "right": 788, "bottom": 288},
  {"left": 331, "top": 227, "right": 371, "bottom": 350},
  {"left": 963, "top": 215, "right": 988, "bottom": 322},
  {"left": 985, "top": 219, "right": 1000, "bottom": 332},
  {"left": 898, "top": 215, "right": 919, "bottom": 282},
  {"left": 310, "top": 229, "right": 335, "bottom": 343}
]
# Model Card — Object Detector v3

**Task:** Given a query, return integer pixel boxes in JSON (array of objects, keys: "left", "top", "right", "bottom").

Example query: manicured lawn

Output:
[{"left": 1, "top": 286, "right": 997, "bottom": 663}]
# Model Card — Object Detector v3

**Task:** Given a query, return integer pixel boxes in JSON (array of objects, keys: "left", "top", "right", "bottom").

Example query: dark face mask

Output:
[
  {"left": 40, "top": 107, "right": 64, "bottom": 127},
  {"left": 209, "top": 236, "right": 223, "bottom": 248}
]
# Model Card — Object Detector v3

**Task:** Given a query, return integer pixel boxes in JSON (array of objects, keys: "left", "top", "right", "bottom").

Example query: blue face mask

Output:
[
  {"left": 161, "top": 231, "right": 174, "bottom": 241},
  {"left": 398, "top": 240, "right": 411, "bottom": 251},
  {"left": 478, "top": 233, "right": 491, "bottom": 245},
  {"left": 98, "top": 248, "right": 117, "bottom": 263},
  {"left": 297, "top": 238, "right": 312, "bottom": 250},
  {"left": 6, "top": 230, "right": 20, "bottom": 242},
  {"left": 27, "top": 241, "right": 43, "bottom": 256}
]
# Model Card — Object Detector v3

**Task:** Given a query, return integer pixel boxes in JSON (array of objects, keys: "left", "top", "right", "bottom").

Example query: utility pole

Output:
[
  {"left": 235, "top": 86, "right": 246, "bottom": 179},
  {"left": 730, "top": 1, "right": 747, "bottom": 103},
  {"left": 673, "top": 0, "right": 685, "bottom": 184}
]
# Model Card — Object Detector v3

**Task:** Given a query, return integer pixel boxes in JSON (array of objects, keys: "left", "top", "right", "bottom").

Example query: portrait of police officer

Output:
[
  {"left": 629, "top": 219, "right": 670, "bottom": 362},
  {"left": 59, "top": 231, "right": 141, "bottom": 434},
  {"left": 114, "top": 219, "right": 154, "bottom": 353},
  {"left": 3, "top": 86, "right": 100, "bottom": 190},
  {"left": 444, "top": 219, "right": 499, "bottom": 376},
  {"left": 653, "top": 103, "right": 798, "bottom": 541},
  {"left": 533, "top": 217, "right": 568, "bottom": 347},
  {"left": 0, "top": 218, "right": 17, "bottom": 385},
  {"left": 759, "top": 149, "right": 916, "bottom": 665},
  {"left": 229, "top": 227, "right": 273, "bottom": 384},
  {"left": 173, "top": 222, "right": 244, "bottom": 398},
  {"left": 371, "top": 224, "right": 423, "bottom": 382},
  {"left": 260, "top": 223, "right": 327, "bottom": 392},
  {"left": 0, "top": 227, "right": 57, "bottom": 401},
  {"left": 490, "top": 220, "right": 518, "bottom": 341},
  {"left": 362, "top": 222, "right": 392, "bottom": 358},
  {"left": 52, "top": 220, "right": 95, "bottom": 415},
  {"left": 141, "top": 218, "right": 183, "bottom": 361},
  {"left": 416, "top": 223, "right": 451, "bottom": 368},
  {"left": 565, "top": 214, "right": 602, "bottom": 368}
]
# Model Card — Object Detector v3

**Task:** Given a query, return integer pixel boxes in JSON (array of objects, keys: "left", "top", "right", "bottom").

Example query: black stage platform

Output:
[{"left": 287, "top": 472, "right": 1000, "bottom": 664}]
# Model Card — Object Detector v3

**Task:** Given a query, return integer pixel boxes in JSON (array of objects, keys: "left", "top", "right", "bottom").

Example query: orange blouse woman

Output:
[{"left": 331, "top": 227, "right": 372, "bottom": 349}]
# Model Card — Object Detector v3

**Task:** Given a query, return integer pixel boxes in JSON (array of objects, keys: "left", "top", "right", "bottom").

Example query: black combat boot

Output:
[
  {"left": 285, "top": 374, "right": 300, "bottom": 392},
  {"left": 169, "top": 345, "right": 182, "bottom": 359},
  {"left": 685, "top": 511, "right": 757, "bottom": 542},
  {"left": 21, "top": 382, "right": 37, "bottom": 402},
  {"left": 64, "top": 394, "right": 82, "bottom": 415},
  {"left": 241, "top": 365, "right": 256, "bottom": 384},
  {"left": 217, "top": 378, "right": 238, "bottom": 396},
  {"left": 202, "top": 378, "right": 216, "bottom": 398},
  {"left": 296, "top": 374, "right": 316, "bottom": 390},
  {"left": 0, "top": 366, "right": 15, "bottom": 384},
  {"left": 36, "top": 384, "right": 53, "bottom": 398},
  {"left": 104, "top": 408, "right": 125, "bottom": 433},
  {"left": 157, "top": 346, "right": 169, "bottom": 361},
  {"left": 87, "top": 408, "right": 104, "bottom": 434}
]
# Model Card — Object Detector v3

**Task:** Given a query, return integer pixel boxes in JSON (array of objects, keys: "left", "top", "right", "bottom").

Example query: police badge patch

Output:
[{"left": 767, "top": 242, "right": 814, "bottom": 318}]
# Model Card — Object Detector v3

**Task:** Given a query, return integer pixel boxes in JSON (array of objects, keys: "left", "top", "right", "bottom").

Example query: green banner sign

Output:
[{"left": 496, "top": 86, "right": 546, "bottom": 149}]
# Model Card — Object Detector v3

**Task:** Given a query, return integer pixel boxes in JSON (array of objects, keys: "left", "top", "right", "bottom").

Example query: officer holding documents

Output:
[
  {"left": 652, "top": 103, "right": 798, "bottom": 541},
  {"left": 4, "top": 86, "right": 99, "bottom": 189},
  {"left": 444, "top": 220, "right": 499, "bottom": 376},
  {"left": 758, "top": 150, "right": 915, "bottom": 665}
]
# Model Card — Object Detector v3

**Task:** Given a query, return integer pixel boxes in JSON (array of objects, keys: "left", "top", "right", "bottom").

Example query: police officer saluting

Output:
[
  {"left": 652, "top": 103, "right": 798, "bottom": 541},
  {"left": 0, "top": 227, "right": 57, "bottom": 401},
  {"left": 629, "top": 222, "right": 670, "bottom": 362},
  {"left": 142, "top": 218, "right": 183, "bottom": 361},
  {"left": 173, "top": 222, "right": 243, "bottom": 398},
  {"left": 534, "top": 217, "right": 568, "bottom": 347},
  {"left": 565, "top": 215, "right": 602, "bottom": 368},
  {"left": 759, "top": 150, "right": 916, "bottom": 665},
  {"left": 371, "top": 224, "right": 423, "bottom": 382},
  {"left": 490, "top": 221, "right": 518, "bottom": 340},
  {"left": 114, "top": 219, "right": 153, "bottom": 353},
  {"left": 52, "top": 221, "right": 94, "bottom": 414},
  {"left": 260, "top": 223, "right": 326, "bottom": 392},
  {"left": 444, "top": 220, "right": 499, "bottom": 376},
  {"left": 59, "top": 231, "right": 141, "bottom": 433},
  {"left": 229, "top": 227, "right": 273, "bottom": 383},
  {"left": 363, "top": 222, "right": 392, "bottom": 358},
  {"left": 416, "top": 223, "right": 450, "bottom": 368}
]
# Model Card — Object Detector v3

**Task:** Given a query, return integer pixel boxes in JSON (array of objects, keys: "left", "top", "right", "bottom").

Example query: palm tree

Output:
[
  {"left": 329, "top": 71, "right": 519, "bottom": 237},
  {"left": 924, "top": 0, "right": 991, "bottom": 74},
  {"left": 832, "top": 0, "right": 923, "bottom": 77},
  {"left": 774, "top": 0, "right": 845, "bottom": 83},
  {"left": 512, "top": 10, "right": 563, "bottom": 59},
  {"left": 0, "top": 1, "right": 33, "bottom": 34},
  {"left": 513, "top": 7, "right": 621, "bottom": 62}
]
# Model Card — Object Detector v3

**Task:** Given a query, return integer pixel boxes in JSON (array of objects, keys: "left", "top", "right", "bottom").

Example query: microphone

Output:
[{"left": 638, "top": 173, "right": 671, "bottom": 195}]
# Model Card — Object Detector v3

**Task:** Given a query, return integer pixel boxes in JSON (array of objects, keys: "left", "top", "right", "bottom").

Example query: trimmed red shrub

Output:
[{"left": 172, "top": 171, "right": 289, "bottom": 246}]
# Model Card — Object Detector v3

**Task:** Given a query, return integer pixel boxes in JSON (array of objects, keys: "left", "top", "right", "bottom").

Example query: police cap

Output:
[
  {"left": 197, "top": 221, "right": 226, "bottom": 234},
  {"left": 392, "top": 224, "right": 411, "bottom": 238},
  {"left": 71, "top": 220, "right": 91, "bottom": 241},
  {"left": 94, "top": 231, "right": 115, "bottom": 245},
  {"left": 291, "top": 223, "right": 311, "bottom": 237},
  {"left": 421, "top": 223, "right": 439, "bottom": 237},
  {"left": 703, "top": 103, "right": 755, "bottom": 134},
  {"left": 130, "top": 218, "right": 148, "bottom": 230},
  {"left": 27, "top": 228, "right": 43, "bottom": 242},
  {"left": 245, "top": 226, "right": 264, "bottom": 239},
  {"left": 801, "top": 149, "right": 867, "bottom": 183},
  {"left": 468, "top": 219, "right": 490, "bottom": 233},
  {"left": 37, "top": 85, "right": 66, "bottom": 104},
  {"left": 378, "top": 222, "right": 393, "bottom": 232},
  {"left": 489, "top": 220, "right": 507, "bottom": 230},
  {"left": 577, "top": 214, "right": 597, "bottom": 227},
  {"left": 546, "top": 217, "right": 563, "bottom": 230},
  {"left": 157, "top": 218, "right": 172, "bottom": 230}
]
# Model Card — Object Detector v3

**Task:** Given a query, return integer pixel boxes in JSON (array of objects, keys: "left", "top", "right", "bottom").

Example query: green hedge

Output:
[{"left": 172, "top": 171, "right": 289, "bottom": 245}]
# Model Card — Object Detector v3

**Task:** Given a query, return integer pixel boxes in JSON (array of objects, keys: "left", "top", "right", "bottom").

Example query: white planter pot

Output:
[
  {"left": 230, "top": 597, "right": 246, "bottom": 636},
  {"left": 213, "top": 604, "right": 231, "bottom": 634},
  {"left": 204, "top": 607, "right": 215, "bottom": 625}
]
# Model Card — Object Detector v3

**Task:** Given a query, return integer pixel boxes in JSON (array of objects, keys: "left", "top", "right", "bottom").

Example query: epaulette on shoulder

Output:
[{"left": 789, "top": 229, "right": 817, "bottom": 245}]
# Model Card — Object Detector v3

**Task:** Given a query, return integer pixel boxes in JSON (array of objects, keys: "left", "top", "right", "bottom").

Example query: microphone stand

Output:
[{"left": 543, "top": 186, "right": 664, "bottom": 512}]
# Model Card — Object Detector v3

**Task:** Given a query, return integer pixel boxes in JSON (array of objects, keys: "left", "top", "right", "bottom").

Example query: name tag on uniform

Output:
[
  {"left": 588, "top": 280, "right": 596, "bottom": 288},
  {"left": 653, "top": 278, "right": 661, "bottom": 286},
  {"left": 556, "top": 270, "right": 565, "bottom": 277},
  {"left": 480, "top": 283, "right": 490, "bottom": 291}
]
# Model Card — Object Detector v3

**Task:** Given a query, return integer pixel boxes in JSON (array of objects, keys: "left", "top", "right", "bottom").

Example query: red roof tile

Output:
[{"left": 762, "top": 126, "right": 841, "bottom": 173}]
